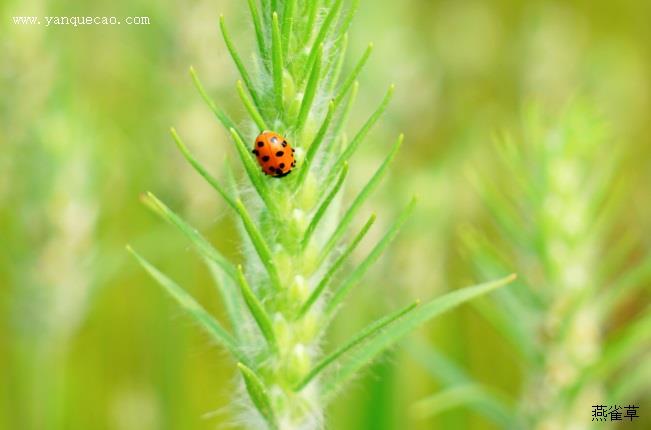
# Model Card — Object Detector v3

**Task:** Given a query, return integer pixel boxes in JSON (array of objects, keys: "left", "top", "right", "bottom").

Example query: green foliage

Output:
[
  {"left": 129, "top": 1, "right": 511, "bottom": 428},
  {"left": 412, "top": 102, "right": 651, "bottom": 429}
]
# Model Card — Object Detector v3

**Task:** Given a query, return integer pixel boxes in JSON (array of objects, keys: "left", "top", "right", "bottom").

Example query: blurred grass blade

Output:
[
  {"left": 334, "top": 43, "right": 373, "bottom": 106},
  {"left": 599, "top": 256, "right": 651, "bottom": 318},
  {"left": 237, "top": 266, "right": 277, "bottom": 350},
  {"left": 325, "top": 197, "right": 417, "bottom": 315},
  {"left": 298, "top": 213, "right": 376, "bottom": 318},
  {"left": 220, "top": 15, "right": 262, "bottom": 110},
  {"left": 141, "top": 191, "right": 237, "bottom": 282},
  {"left": 295, "top": 301, "right": 419, "bottom": 391},
  {"left": 322, "top": 274, "right": 516, "bottom": 399},
  {"left": 237, "top": 363, "right": 278, "bottom": 430},
  {"left": 235, "top": 199, "right": 283, "bottom": 293},
  {"left": 301, "top": 162, "right": 349, "bottom": 250},
  {"left": 319, "top": 134, "right": 403, "bottom": 267},
  {"left": 127, "top": 246, "right": 247, "bottom": 364},
  {"left": 411, "top": 385, "right": 513, "bottom": 426}
]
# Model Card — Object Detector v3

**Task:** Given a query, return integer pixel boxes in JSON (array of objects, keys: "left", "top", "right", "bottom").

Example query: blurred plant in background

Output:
[{"left": 411, "top": 102, "right": 651, "bottom": 429}]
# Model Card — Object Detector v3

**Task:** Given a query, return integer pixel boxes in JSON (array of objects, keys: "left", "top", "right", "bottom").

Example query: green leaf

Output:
[
  {"left": 599, "top": 255, "right": 651, "bottom": 318},
  {"left": 332, "top": 84, "right": 395, "bottom": 171},
  {"left": 228, "top": 128, "right": 279, "bottom": 217},
  {"left": 411, "top": 384, "right": 513, "bottom": 427},
  {"left": 295, "top": 101, "right": 335, "bottom": 188},
  {"left": 297, "top": 44, "right": 323, "bottom": 131},
  {"left": 170, "top": 127, "right": 237, "bottom": 210},
  {"left": 189, "top": 67, "right": 239, "bottom": 134},
  {"left": 325, "top": 197, "right": 417, "bottom": 315},
  {"left": 205, "top": 259, "right": 247, "bottom": 343},
  {"left": 237, "top": 363, "right": 278, "bottom": 430},
  {"left": 334, "top": 43, "right": 373, "bottom": 107},
  {"left": 246, "top": 0, "right": 268, "bottom": 61},
  {"left": 127, "top": 246, "right": 248, "bottom": 365},
  {"left": 281, "top": 0, "right": 296, "bottom": 55},
  {"left": 328, "top": 33, "right": 348, "bottom": 94},
  {"left": 301, "top": 162, "right": 349, "bottom": 250},
  {"left": 237, "top": 80, "right": 268, "bottom": 131},
  {"left": 407, "top": 341, "right": 517, "bottom": 428},
  {"left": 236, "top": 265, "right": 277, "bottom": 350},
  {"left": 302, "top": 0, "right": 343, "bottom": 84},
  {"left": 321, "top": 274, "right": 517, "bottom": 399},
  {"left": 219, "top": 15, "right": 262, "bottom": 110},
  {"left": 271, "top": 12, "right": 284, "bottom": 113},
  {"left": 141, "top": 191, "right": 237, "bottom": 282},
  {"left": 298, "top": 213, "right": 376, "bottom": 318},
  {"left": 295, "top": 300, "right": 419, "bottom": 391},
  {"left": 319, "top": 134, "right": 403, "bottom": 267},
  {"left": 330, "top": 80, "right": 358, "bottom": 146},
  {"left": 235, "top": 199, "right": 283, "bottom": 293}
]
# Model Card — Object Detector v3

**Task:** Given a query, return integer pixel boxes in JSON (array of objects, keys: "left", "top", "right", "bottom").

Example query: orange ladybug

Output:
[{"left": 252, "top": 131, "right": 296, "bottom": 177}]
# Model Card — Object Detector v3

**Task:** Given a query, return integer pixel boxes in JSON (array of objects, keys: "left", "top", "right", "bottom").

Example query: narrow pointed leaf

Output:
[
  {"left": 328, "top": 33, "right": 349, "bottom": 94},
  {"left": 189, "top": 67, "right": 239, "bottom": 134},
  {"left": 322, "top": 274, "right": 517, "bottom": 399},
  {"left": 297, "top": 44, "right": 323, "bottom": 131},
  {"left": 246, "top": 0, "right": 268, "bottom": 60},
  {"left": 128, "top": 246, "right": 247, "bottom": 364},
  {"left": 237, "top": 80, "right": 268, "bottom": 130},
  {"left": 141, "top": 191, "right": 237, "bottom": 282},
  {"left": 334, "top": 43, "right": 373, "bottom": 106},
  {"left": 325, "top": 197, "right": 416, "bottom": 315},
  {"left": 295, "top": 300, "right": 419, "bottom": 390},
  {"left": 298, "top": 213, "right": 376, "bottom": 318},
  {"left": 295, "top": 101, "right": 335, "bottom": 188},
  {"left": 281, "top": 0, "right": 296, "bottom": 54},
  {"left": 229, "top": 128, "right": 279, "bottom": 217},
  {"left": 319, "top": 134, "right": 403, "bottom": 266},
  {"left": 333, "top": 84, "right": 395, "bottom": 171},
  {"left": 235, "top": 199, "right": 283, "bottom": 293},
  {"left": 170, "top": 127, "right": 237, "bottom": 210},
  {"left": 238, "top": 363, "right": 278, "bottom": 430},
  {"left": 302, "top": 0, "right": 343, "bottom": 83},
  {"left": 220, "top": 15, "right": 262, "bottom": 109},
  {"left": 301, "top": 162, "right": 348, "bottom": 250},
  {"left": 237, "top": 265, "right": 277, "bottom": 350},
  {"left": 271, "top": 12, "right": 284, "bottom": 111}
]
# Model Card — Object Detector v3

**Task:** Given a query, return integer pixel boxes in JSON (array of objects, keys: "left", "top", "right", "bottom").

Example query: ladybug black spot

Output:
[
  {"left": 292, "top": 148, "right": 295, "bottom": 153},
  {"left": 282, "top": 141, "right": 287, "bottom": 147},
  {"left": 279, "top": 163, "right": 285, "bottom": 169},
  {"left": 252, "top": 149, "right": 259, "bottom": 155},
  {"left": 262, "top": 155, "right": 270, "bottom": 162},
  {"left": 257, "top": 141, "right": 264, "bottom": 148},
  {"left": 291, "top": 161, "right": 296, "bottom": 167},
  {"left": 276, "top": 151, "right": 284, "bottom": 157}
]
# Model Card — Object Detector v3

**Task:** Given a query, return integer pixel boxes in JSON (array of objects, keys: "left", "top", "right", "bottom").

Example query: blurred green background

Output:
[{"left": 1, "top": 0, "right": 649, "bottom": 429}]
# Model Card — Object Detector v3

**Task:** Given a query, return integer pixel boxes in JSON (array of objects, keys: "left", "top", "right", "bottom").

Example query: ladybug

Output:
[{"left": 251, "top": 131, "right": 296, "bottom": 177}]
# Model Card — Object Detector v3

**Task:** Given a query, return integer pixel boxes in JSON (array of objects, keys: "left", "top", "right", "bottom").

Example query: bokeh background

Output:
[{"left": 1, "top": 0, "right": 650, "bottom": 429}]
